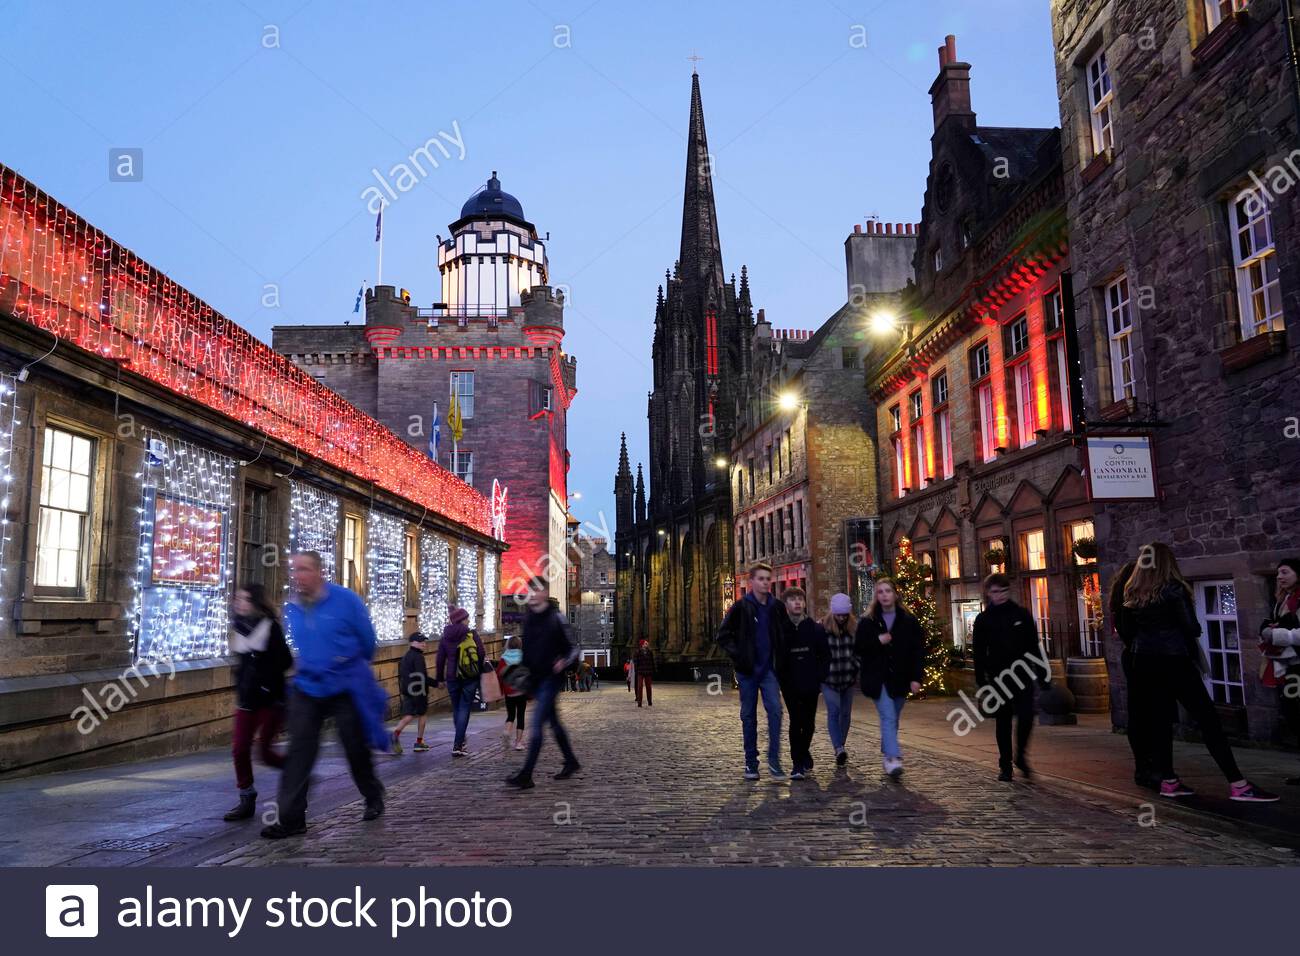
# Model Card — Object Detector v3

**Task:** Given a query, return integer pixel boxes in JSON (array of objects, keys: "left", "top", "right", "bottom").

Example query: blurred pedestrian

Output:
[
  {"left": 634, "top": 638, "right": 656, "bottom": 707},
  {"left": 820, "top": 592, "right": 859, "bottom": 767},
  {"left": 777, "top": 587, "right": 829, "bottom": 779},
  {"left": 1110, "top": 560, "right": 1158, "bottom": 790},
  {"left": 1125, "top": 543, "right": 1277, "bottom": 802},
  {"left": 224, "top": 583, "right": 292, "bottom": 822},
  {"left": 506, "top": 576, "right": 581, "bottom": 789},
  {"left": 973, "top": 573, "right": 1048, "bottom": 782},
  {"left": 1259, "top": 558, "right": 1300, "bottom": 786},
  {"left": 855, "top": 578, "right": 924, "bottom": 778},
  {"left": 434, "top": 606, "right": 485, "bottom": 757},
  {"left": 390, "top": 632, "right": 430, "bottom": 754},
  {"left": 263, "top": 551, "right": 386, "bottom": 839},
  {"left": 496, "top": 635, "right": 528, "bottom": 751}
]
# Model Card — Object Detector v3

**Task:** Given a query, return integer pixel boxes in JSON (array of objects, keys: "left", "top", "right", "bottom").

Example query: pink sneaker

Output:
[
  {"left": 1230, "top": 781, "right": 1280, "bottom": 803},
  {"left": 1159, "top": 778, "right": 1195, "bottom": 798}
]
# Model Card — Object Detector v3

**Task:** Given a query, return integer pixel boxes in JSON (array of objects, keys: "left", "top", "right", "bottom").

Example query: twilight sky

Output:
[{"left": 2, "top": 0, "right": 1060, "bottom": 544}]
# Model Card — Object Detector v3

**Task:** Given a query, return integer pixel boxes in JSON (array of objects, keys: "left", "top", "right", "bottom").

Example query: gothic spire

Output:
[
  {"left": 678, "top": 72, "right": 725, "bottom": 297},
  {"left": 635, "top": 463, "right": 647, "bottom": 523},
  {"left": 617, "top": 432, "right": 631, "bottom": 479},
  {"left": 737, "top": 264, "right": 752, "bottom": 322}
]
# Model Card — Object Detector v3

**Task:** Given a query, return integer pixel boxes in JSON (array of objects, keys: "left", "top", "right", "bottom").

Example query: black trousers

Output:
[
  {"left": 1278, "top": 664, "right": 1300, "bottom": 744},
  {"left": 1129, "top": 653, "right": 1241, "bottom": 782},
  {"left": 994, "top": 688, "right": 1034, "bottom": 771},
  {"left": 783, "top": 688, "right": 819, "bottom": 771},
  {"left": 275, "top": 690, "right": 384, "bottom": 829}
]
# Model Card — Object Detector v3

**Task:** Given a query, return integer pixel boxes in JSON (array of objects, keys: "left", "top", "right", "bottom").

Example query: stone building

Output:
[
  {"left": 570, "top": 531, "right": 615, "bottom": 664},
  {"left": 274, "top": 174, "right": 576, "bottom": 610},
  {"left": 0, "top": 164, "right": 503, "bottom": 774},
  {"left": 726, "top": 224, "right": 914, "bottom": 614},
  {"left": 868, "top": 37, "right": 1104, "bottom": 699},
  {"left": 1051, "top": 0, "right": 1300, "bottom": 738},
  {"left": 614, "top": 72, "right": 755, "bottom": 662}
]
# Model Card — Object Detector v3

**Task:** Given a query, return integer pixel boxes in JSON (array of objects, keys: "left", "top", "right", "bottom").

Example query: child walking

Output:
[
  {"left": 391, "top": 632, "right": 430, "bottom": 754},
  {"left": 497, "top": 635, "right": 528, "bottom": 751}
]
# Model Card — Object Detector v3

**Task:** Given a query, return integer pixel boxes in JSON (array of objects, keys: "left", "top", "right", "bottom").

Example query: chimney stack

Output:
[{"left": 930, "top": 34, "right": 975, "bottom": 132}]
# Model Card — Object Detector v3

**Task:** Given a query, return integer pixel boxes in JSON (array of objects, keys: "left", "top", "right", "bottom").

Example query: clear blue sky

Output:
[{"left": 2, "top": 0, "right": 1059, "bottom": 542}]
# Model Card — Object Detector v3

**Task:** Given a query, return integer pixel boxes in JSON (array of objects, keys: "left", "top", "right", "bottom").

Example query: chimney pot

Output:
[
  {"left": 854, "top": 223, "right": 862, "bottom": 234},
  {"left": 895, "top": 222, "right": 904, "bottom": 234},
  {"left": 938, "top": 44, "right": 947, "bottom": 68},
  {"left": 885, "top": 223, "right": 893, "bottom": 235},
  {"left": 946, "top": 35, "right": 957, "bottom": 62}
]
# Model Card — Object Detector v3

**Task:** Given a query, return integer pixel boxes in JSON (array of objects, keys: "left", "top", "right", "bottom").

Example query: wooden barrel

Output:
[{"left": 1066, "top": 657, "right": 1110, "bottom": 713}]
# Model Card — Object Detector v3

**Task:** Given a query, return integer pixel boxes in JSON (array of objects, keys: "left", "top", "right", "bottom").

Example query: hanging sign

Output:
[{"left": 1085, "top": 435, "right": 1157, "bottom": 500}]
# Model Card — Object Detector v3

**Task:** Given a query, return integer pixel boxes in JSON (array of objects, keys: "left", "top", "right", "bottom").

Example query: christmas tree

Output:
[{"left": 891, "top": 537, "right": 949, "bottom": 694}]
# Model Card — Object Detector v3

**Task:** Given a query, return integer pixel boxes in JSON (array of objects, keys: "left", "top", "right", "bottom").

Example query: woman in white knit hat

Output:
[{"left": 820, "top": 592, "right": 859, "bottom": 766}]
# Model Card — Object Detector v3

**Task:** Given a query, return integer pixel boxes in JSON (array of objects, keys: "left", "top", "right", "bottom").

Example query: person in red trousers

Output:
[{"left": 634, "top": 638, "right": 656, "bottom": 707}]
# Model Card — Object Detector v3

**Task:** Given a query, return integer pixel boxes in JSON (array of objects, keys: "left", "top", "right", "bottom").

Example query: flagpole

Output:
[{"left": 376, "top": 205, "right": 385, "bottom": 287}]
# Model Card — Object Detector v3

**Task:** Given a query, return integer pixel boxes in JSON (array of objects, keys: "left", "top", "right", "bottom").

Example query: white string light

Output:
[
  {"left": 457, "top": 543, "right": 479, "bottom": 630},
  {"left": 482, "top": 550, "right": 498, "bottom": 632},
  {"left": 133, "top": 431, "right": 236, "bottom": 662},
  {"left": 367, "top": 509, "right": 406, "bottom": 644},
  {"left": 419, "top": 532, "right": 450, "bottom": 637},
  {"left": 0, "top": 374, "right": 19, "bottom": 613},
  {"left": 288, "top": 480, "right": 339, "bottom": 580}
]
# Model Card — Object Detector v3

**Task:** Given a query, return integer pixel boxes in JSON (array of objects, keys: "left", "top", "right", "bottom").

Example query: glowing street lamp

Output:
[
  {"left": 869, "top": 310, "right": 900, "bottom": 336},
  {"left": 714, "top": 456, "right": 729, "bottom": 469},
  {"left": 778, "top": 391, "right": 800, "bottom": 411}
]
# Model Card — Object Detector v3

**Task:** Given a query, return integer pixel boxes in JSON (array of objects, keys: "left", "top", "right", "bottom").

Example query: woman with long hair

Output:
[
  {"left": 224, "top": 582, "right": 293, "bottom": 821},
  {"left": 820, "top": 593, "right": 859, "bottom": 767},
  {"left": 1109, "top": 560, "right": 1156, "bottom": 789},
  {"left": 854, "top": 578, "right": 925, "bottom": 778},
  {"left": 1124, "top": 543, "right": 1277, "bottom": 802},
  {"left": 1259, "top": 558, "right": 1300, "bottom": 786}
]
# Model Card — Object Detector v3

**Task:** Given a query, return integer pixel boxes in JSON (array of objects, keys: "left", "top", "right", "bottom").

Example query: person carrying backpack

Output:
[{"left": 434, "top": 606, "right": 485, "bottom": 757}]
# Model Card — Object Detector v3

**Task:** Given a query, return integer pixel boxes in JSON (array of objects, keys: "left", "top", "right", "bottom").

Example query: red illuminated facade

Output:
[{"left": 868, "top": 37, "right": 1103, "bottom": 699}]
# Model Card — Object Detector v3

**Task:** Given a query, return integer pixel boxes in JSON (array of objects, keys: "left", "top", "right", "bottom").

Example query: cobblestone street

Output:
[{"left": 198, "top": 685, "right": 1296, "bottom": 867}]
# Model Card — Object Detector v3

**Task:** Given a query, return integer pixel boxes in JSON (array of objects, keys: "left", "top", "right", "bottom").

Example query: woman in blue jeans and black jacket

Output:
[{"left": 855, "top": 578, "right": 924, "bottom": 778}]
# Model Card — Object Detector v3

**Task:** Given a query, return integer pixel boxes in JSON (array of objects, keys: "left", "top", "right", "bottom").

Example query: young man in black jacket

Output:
[
  {"left": 507, "top": 576, "right": 581, "bottom": 790},
  {"left": 715, "top": 562, "right": 795, "bottom": 780},
  {"left": 972, "top": 573, "right": 1050, "bottom": 781},
  {"left": 776, "top": 587, "right": 829, "bottom": 779}
]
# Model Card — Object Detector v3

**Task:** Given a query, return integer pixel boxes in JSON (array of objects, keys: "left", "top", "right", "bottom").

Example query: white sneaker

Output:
[{"left": 883, "top": 756, "right": 903, "bottom": 777}]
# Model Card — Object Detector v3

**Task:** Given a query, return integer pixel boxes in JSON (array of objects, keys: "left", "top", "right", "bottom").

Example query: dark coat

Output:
[
  {"left": 972, "top": 600, "right": 1045, "bottom": 690},
  {"left": 232, "top": 615, "right": 292, "bottom": 710},
  {"left": 633, "top": 645, "right": 656, "bottom": 677},
  {"left": 434, "top": 621, "right": 485, "bottom": 684},
  {"left": 854, "top": 607, "right": 925, "bottom": 699},
  {"left": 1128, "top": 584, "right": 1202, "bottom": 659},
  {"left": 777, "top": 617, "right": 831, "bottom": 695},
  {"left": 521, "top": 605, "right": 577, "bottom": 687},
  {"left": 398, "top": 646, "right": 429, "bottom": 700},
  {"left": 714, "top": 593, "right": 795, "bottom": 677}
]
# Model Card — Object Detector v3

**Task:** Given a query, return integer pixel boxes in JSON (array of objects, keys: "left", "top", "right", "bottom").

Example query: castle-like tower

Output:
[{"left": 614, "top": 72, "right": 753, "bottom": 662}]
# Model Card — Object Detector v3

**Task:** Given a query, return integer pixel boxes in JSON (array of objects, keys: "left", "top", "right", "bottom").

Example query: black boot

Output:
[{"left": 223, "top": 792, "right": 256, "bottom": 821}]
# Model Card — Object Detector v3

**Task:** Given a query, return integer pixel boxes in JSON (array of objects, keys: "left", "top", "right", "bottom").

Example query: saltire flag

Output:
[
  {"left": 429, "top": 402, "right": 441, "bottom": 460},
  {"left": 375, "top": 206, "right": 383, "bottom": 242},
  {"left": 353, "top": 285, "right": 364, "bottom": 313}
]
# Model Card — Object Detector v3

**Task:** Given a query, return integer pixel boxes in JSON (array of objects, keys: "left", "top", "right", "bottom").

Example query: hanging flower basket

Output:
[
  {"left": 1072, "top": 537, "right": 1098, "bottom": 561},
  {"left": 984, "top": 547, "right": 1007, "bottom": 568}
]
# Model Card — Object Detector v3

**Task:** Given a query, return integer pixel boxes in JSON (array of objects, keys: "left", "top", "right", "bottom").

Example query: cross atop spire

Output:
[{"left": 687, "top": 51, "right": 703, "bottom": 74}]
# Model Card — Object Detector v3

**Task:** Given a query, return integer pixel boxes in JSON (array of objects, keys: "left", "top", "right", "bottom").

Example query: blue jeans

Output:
[
  {"left": 821, "top": 684, "right": 855, "bottom": 753},
  {"left": 519, "top": 677, "right": 577, "bottom": 777},
  {"left": 737, "top": 669, "right": 783, "bottom": 769},
  {"left": 873, "top": 693, "right": 907, "bottom": 759},
  {"left": 446, "top": 679, "right": 477, "bottom": 749}
]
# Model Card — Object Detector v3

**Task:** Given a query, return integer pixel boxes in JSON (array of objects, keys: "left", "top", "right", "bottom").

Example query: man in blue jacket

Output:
[{"left": 262, "top": 550, "right": 385, "bottom": 839}]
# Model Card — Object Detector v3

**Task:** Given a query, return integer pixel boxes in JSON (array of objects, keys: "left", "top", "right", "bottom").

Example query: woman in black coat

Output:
[
  {"left": 854, "top": 577, "right": 924, "bottom": 778},
  {"left": 224, "top": 583, "right": 293, "bottom": 821}
]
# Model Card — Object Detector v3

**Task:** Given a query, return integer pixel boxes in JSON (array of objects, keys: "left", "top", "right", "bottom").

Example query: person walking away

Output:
[
  {"left": 497, "top": 635, "right": 528, "bottom": 751},
  {"left": 777, "top": 587, "right": 829, "bottom": 779},
  {"left": 821, "top": 593, "right": 859, "bottom": 767},
  {"left": 715, "top": 562, "right": 794, "bottom": 780},
  {"left": 1259, "top": 558, "right": 1300, "bottom": 786},
  {"left": 506, "top": 576, "right": 581, "bottom": 789},
  {"left": 434, "top": 607, "right": 485, "bottom": 757},
  {"left": 391, "top": 632, "right": 431, "bottom": 754},
  {"left": 855, "top": 578, "right": 924, "bottom": 778},
  {"left": 624, "top": 658, "right": 633, "bottom": 691},
  {"left": 1125, "top": 542, "right": 1277, "bottom": 802},
  {"left": 634, "top": 639, "right": 656, "bottom": 707},
  {"left": 263, "top": 551, "right": 386, "bottom": 839},
  {"left": 1109, "top": 560, "right": 1161, "bottom": 790},
  {"left": 973, "top": 573, "right": 1049, "bottom": 782},
  {"left": 224, "top": 583, "right": 292, "bottom": 821}
]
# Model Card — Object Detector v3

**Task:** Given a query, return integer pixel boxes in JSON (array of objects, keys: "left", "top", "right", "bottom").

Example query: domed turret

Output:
[{"left": 458, "top": 171, "right": 527, "bottom": 223}]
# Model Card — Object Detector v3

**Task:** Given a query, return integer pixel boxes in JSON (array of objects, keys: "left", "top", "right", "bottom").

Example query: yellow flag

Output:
[{"left": 448, "top": 392, "right": 464, "bottom": 443}]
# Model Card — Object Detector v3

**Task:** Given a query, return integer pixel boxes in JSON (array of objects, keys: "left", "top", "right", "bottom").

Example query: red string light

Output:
[{"left": 0, "top": 166, "right": 492, "bottom": 536}]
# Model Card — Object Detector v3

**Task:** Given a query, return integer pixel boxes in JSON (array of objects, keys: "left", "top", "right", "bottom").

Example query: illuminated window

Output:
[
  {"left": 1015, "top": 363, "right": 1036, "bottom": 447},
  {"left": 893, "top": 436, "right": 906, "bottom": 495},
  {"left": 36, "top": 427, "right": 95, "bottom": 593},
  {"left": 344, "top": 513, "right": 365, "bottom": 592},
  {"left": 450, "top": 370, "right": 475, "bottom": 419},
  {"left": 977, "top": 383, "right": 996, "bottom": 463},
  {"left": 1052, "top": 337, "right": 1072, "bottom": 431},
  {"left": 1106, "top": 275, "right": 1136, "bottom": 401},
  {"left": 705, "top": 308, "right": 719, "bottom": 376},
  {"left": 404, "top": 530, "right": 419, "bottom": 608},
  {"left": 1229, "top": 191, "right": 1283, "bottom": 339},
  {"left": 1021, "top": 530, "right": 1047, "bottom": 571},
  {"left": 1196, "top": 581, "right": 1244, "bottom": 705},
  {"left": 942, "top": 545, "right": 961, "bottom": 580},
  {"left": 936, "top": 408, "right": 953, "bottom": 479},
  {"left": 912, "top": 420, "right": 927, "bottom": 485},
  {"left": 1086, "top": 50, "right": 1115, "bottom": 156}
]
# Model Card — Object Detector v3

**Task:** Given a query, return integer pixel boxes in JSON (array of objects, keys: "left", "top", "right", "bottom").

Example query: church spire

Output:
[
  {"left": 737, "top": 264, "right": 752, "bottom": 323},
  {"left": 678, "top": 72, "right": 725, "bottom": 298},
  {"left": 615, "top": 433, "right": 634, "bottom": 529},
  {"left": 635, "top": 463, "right": 646, "bottom": 524}
]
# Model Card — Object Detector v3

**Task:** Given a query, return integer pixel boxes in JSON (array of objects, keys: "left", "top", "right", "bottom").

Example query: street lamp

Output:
[
  {"left": 714, "top": 456, "right": 728, "bottom": 469},
  {"left": 778, "top": 391, "right": 800, "bottom": 411},
  {"left": 869, "top": 309, "right": 900, "bottom": 336}
]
